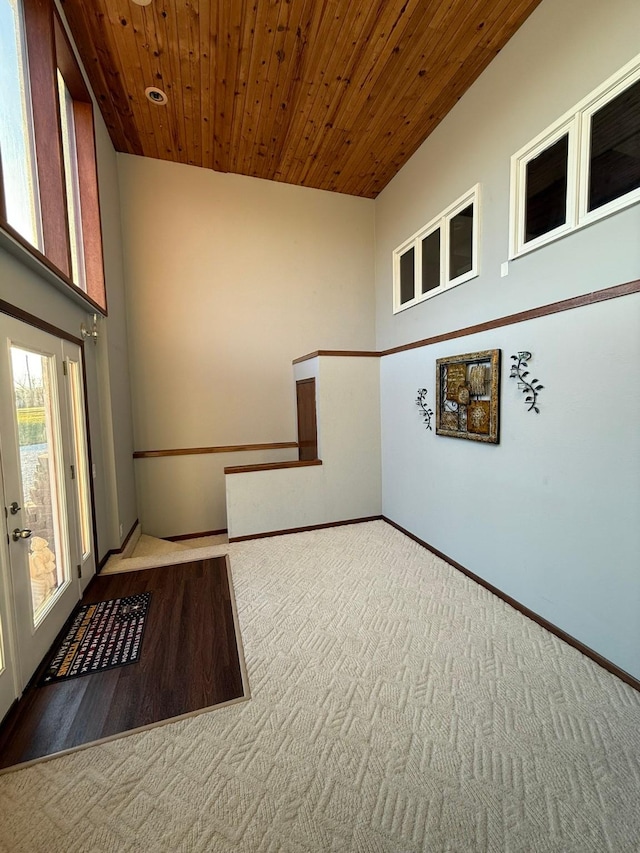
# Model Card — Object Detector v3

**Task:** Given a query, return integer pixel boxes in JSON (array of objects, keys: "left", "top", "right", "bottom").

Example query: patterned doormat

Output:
[{"left": 39, "top": 593, "right": 152, "bottom": 685}]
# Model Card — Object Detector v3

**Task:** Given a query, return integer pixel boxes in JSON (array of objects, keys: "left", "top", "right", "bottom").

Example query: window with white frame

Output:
[
  {"left": 393, "top": 185, "right": 479, "bottom": 313},
  {"left": 510, "top": 54, "right": 640, "bottom": 258}
]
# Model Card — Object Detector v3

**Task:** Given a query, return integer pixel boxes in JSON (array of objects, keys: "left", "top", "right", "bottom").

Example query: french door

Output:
[{"left": 0, "top": 315, "right": 95, "bottom": 722}]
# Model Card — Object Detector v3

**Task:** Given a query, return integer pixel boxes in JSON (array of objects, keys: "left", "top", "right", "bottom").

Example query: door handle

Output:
[{"left": 12, "top": 528, "right": 32, "bottom": 541}]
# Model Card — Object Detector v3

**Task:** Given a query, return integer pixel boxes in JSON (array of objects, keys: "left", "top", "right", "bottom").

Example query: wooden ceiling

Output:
[{"left": 61, "top": 0, "right": 542, "bottom": 198}]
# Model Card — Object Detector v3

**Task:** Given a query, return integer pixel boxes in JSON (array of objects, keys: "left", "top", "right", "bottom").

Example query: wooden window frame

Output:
[
  {"left": 393, "top": 185, "right": 480, "bottom": 314},
  {"left": 0, "top": 0, "right": 106, "bottom": 313},
  {"left": 510, "top": 52, "right": 640, "bottom": 260}
]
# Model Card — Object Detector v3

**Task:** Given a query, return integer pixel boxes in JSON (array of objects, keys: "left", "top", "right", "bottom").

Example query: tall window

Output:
[
  {"left": 393, "top": 186, "right": 479, "bottom": 313},
  {"left": 57, "top": 69, "right": 85, "bottom": 289},
  {"left": 511, "top": 54, "right": 640, "bottom": 258},
  {"left": 0, "top": 0, "right": 42, "bottom": 249},
  {"left": 0, "top": 0, "right": 106, "bottom": 311}
]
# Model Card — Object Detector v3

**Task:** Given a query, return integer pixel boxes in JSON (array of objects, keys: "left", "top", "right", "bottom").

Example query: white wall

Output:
[
  {"left": 93, "top": 116, "right": 138, "bottom": 550},
  {"left": 374, "top": 0, "right": 640, "bottom": 678},
  {"left": 226, "top": 355, "right": 381, "bottom": 539},
  {"left": 381, "top": 296, "right": 640, "bottom": 678},
  {"left": 136, "top": 447, "right": 296, "bottom": 536},
  {"left": 118, "top": 156, "right": 375, "bottom": 536}
]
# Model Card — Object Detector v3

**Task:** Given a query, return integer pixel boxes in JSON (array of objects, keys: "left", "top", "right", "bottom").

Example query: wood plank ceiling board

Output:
[{"left": 60, "top": 0, "right": 544, "bottom": 198}]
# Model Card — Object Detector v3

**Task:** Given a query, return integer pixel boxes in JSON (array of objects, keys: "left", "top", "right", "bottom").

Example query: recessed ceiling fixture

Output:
[{"left": 145, "top": 86, "right": 168, "bottom": 105}]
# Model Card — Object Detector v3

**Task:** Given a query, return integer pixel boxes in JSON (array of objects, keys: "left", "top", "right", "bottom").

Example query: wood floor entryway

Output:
[{"left": 0, "top": 556, "right": 247, "bottom": 771}]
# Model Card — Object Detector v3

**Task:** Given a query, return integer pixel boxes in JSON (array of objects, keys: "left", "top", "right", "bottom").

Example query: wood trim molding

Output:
[
  {"left": 225, "top": 459, "right": 322, "bottom": 475},
  {"left": 228, "top": 516, "right": 383, "bottom": 543},
  {"left": 134, "top": 441, "right": 299, "bottom": 459},
  {"left": 54, "top": 10, "right": 107, "bottom": 312},
  {"left": 23, "top": 0, "right": 71, "bottom": 278},
  {"left": 291, "top": 280, "right": 640, "bottom": 364},
  {"left": 293, "top": 349, "right": 380, "bottom": 365},
  {"left": 0, "top": 299, "right": 83, "bottom": 345},
  {"left": 97, "top": 518, "right": 139, "bottom": 570},
  {"left": 383, "top": 517, "right": 640, "bottom": 694},
  {"left": 166, "top": 529, "right": 227, "bottom": 541},
  {"left": 380, "top": 280, "right": 640, "bottom": 357},
  {"left": 72, "top": 101, "right": 106, "bottom": 309}
]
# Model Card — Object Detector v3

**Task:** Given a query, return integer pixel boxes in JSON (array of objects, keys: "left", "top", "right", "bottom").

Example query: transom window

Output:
[
  {"left": 393, "top": 185, "right": 479, "bottom": 313},
  {"left": 510, "top": 54, "right": 640, "bottom": 258}
]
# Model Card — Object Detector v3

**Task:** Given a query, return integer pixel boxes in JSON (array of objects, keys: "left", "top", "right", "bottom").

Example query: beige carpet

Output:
[
  {"left": 102, "top": 533, "right": 229, "bottom": 574},
  {"left": 0, "top": 521, "right": 639, "bottom": 852}
]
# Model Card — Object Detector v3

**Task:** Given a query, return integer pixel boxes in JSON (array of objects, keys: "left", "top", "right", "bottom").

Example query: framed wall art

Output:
[{"left": 435, "top": 349, "right": 500, "bottom": 443}]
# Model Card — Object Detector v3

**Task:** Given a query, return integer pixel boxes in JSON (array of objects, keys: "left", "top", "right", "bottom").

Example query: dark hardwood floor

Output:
[{"left": 0, "top": 557, "right": 246, "bottom": 770}]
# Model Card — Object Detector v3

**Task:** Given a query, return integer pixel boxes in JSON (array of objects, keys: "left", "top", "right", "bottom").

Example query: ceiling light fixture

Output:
[
  {"left": 132, "top": 0, "right": 152, "bottom": 6},
  {"left": 145, "top": 86, "right": 168, "bottom": 105}
]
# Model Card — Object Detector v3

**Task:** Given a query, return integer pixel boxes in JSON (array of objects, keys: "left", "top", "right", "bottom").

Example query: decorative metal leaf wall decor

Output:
[
  {"left": 509, "top": 351, "right": 544, "bottom": 413},
  {"left": 415, "top": 389, "right": 434, "bottom": 431}
]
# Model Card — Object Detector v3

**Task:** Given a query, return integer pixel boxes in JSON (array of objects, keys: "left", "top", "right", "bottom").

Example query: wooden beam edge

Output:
[
  {"left": 228, "top": 516, "right": 383, "bottom": 542},
  {"left": 291, "top": 279, "right": 640, "bottom": 364},
  {"left": 134, "top": 441, "right": 299, "bottom": 459},
  {"left": 225, "top": 459, "right": 322, "bottom": 475}
]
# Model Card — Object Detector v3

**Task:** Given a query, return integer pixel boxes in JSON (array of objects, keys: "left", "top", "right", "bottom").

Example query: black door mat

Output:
[{"left": 39, "top": 592, "right": 152, "bottom": 685}]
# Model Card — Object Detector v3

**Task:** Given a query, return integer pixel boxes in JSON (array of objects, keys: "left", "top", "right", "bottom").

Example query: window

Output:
[
  {"left": 57, "top": 70, "right": 85, "bottom": 289},
  {"left": 583, "top": 75, "right": 640, "bottom": 217},
  {"left": 0, "top": 0, "right": 42, "bottom": 249},
  {"left": 0, "top": 0, "right": 106, "bottom": 311},
  {"left": 511, "top": 54, "right": 640, "bottom": 258},
  {"left": 393, "top": 185, "right": 479, "bottom": 313},
  {"left": 524, "top": 132, "right": 570, "bottom": 242}
]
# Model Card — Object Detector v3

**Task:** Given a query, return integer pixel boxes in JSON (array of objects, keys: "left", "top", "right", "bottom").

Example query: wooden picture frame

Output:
[{"left": 435, "top": 349, "right": 500, "bottom": 443}]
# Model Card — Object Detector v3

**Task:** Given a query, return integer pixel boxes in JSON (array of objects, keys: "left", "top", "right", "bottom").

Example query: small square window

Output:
[
  {"left": 524, "top": 134, "right": 569, "bottom": 243},
  {"left": 449, "top": 204, "right": 474, "bottom": 279},
  {"left": 588, "top": 77, "right": 640, "bottom": 213}
]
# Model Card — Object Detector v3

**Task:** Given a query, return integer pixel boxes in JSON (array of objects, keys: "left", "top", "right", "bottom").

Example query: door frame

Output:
[
  {"left": 0, "top": 299, "right": 99, "bottom": 569},
  {"left": 0, "top": 301, "right": 99, "bottom": 713}
]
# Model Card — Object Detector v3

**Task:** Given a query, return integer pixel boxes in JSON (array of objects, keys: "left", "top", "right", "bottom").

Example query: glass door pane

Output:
[{"left": 11, "top": 346, "right": 70, "bottom": 626}]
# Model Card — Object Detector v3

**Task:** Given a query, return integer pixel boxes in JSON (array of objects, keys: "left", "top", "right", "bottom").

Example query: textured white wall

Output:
[
  {"left": 375, "top": 0, "right": 640, "bottom": 678},
  {"left": 118, "top": 156, "right": 375, "bottom": 536},
  {"left": 226, "top": 356, "right": 381, "bottom": 538}
]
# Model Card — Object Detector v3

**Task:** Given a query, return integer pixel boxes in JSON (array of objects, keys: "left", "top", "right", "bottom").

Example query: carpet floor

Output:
[{"left": 0, "top": 520, "right": 638, "bottom": 852}]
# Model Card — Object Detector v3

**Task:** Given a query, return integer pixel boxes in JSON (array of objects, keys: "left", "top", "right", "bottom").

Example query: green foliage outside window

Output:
[{"left": 16, "top": 407, "right": 46, "bottom": 446}]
